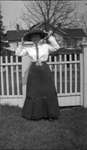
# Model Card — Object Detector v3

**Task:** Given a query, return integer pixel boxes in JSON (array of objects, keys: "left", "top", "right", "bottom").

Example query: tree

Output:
[
  {"left": 78, "top": 14, "right": 87, "bottom": 33},
  {"left": 0, "top": 5, "right": 4, "bottom": 52},
  {"left": 22, "top": 0, "right": 76, "bottom": 30},
  {"left": 0, "top": 5, "right": 9, "bottom": 55}
]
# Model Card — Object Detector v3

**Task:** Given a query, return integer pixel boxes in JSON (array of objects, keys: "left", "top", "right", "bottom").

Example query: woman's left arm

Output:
[{"left": 15, "top": 44, "right": 27, "bottom": 56}]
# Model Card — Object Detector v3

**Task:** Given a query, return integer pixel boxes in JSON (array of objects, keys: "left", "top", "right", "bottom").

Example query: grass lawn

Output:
[{"left": 0, "top": 105, "right": 87, "bottom": 150}]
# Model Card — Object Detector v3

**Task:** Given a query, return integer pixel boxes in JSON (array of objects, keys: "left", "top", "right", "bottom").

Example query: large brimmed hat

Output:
[{"left": 23, "top": 29, "right": 48, "bottom": 41}]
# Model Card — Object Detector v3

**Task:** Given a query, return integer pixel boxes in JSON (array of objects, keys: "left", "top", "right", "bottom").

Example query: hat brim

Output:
[{"left": 23, "top": 30, "right": 48, "bottom": 41}]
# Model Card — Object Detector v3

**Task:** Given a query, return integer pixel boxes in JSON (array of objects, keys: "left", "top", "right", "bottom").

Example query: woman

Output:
[{"left": 15, "top": 30, "right": 60, "bottom": 120}]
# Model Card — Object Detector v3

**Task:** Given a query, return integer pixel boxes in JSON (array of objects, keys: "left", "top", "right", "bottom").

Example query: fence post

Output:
[
  {"left": 22, "top": 55, "right": 32, "bottom": 107},
  {"left": 82, "top": 43, "right": 87, "bottom": 107}
]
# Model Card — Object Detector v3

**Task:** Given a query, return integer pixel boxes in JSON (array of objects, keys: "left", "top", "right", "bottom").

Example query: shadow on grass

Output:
[{"left": 0, "top": 105, "right": 87, "bottom": 150}]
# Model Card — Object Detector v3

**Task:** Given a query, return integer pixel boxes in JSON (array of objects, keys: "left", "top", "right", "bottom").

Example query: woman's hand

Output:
[
  {"left": 48, "top": 30, "right": 53, "bottom": 37},
  {"left": 36, "top": 60, "right": 42, "bottom": 66}
]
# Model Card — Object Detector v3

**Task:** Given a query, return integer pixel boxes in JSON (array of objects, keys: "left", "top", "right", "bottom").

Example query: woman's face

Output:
[{"left": 31, "top": 34, "right": 41, "bottom": 44}]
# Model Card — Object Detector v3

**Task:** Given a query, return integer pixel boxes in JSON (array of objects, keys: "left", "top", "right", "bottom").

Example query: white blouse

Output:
[{"left": 15, "top": 35, "right": 60, "bottom": 62}]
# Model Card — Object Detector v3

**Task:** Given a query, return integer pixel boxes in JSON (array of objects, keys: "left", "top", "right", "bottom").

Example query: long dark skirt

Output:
[{"left": 22, "top": 62, "right": 59, "bottom": 120}]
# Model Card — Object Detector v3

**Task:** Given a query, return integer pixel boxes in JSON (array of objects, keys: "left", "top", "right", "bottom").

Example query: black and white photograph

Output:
[{"left": 0, "top": 0, "right": 87, "bottom": 150}]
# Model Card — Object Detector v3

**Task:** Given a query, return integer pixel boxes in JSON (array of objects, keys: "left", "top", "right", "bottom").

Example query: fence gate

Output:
[
  {"left": 48, "top": 49, "right": 83, "bottom": 106},
  {"left": 0, "top": 49, "right": 83, "bottom": 107}
]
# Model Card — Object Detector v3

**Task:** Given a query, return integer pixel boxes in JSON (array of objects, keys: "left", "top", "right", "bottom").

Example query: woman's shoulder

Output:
[{"left": 39, "top": 43, "right": 49, "bottom": 49}]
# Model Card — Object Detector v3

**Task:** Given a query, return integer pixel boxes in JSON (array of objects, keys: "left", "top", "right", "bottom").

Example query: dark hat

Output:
[{"left": 23, "top": 29, "right": 48, "bottom": 41}]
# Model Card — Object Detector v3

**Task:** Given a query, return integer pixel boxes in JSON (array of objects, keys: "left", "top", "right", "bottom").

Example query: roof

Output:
[
  {"left": 5, "top": 24, "right": 86, "bottom": 42},
  {"left": 63, "top": 28, "right": 86, "bottom": 38},
  {"left": 6, "top": 30, "right": 28, "bottom": 42},
  {"left": 29, "top": 23, "right": 87, "bottom": 38}
]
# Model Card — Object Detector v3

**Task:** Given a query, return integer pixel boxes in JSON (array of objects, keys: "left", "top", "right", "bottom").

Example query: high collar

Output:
[{"left": 23, "top": 40, "right": 46, "bottom": 47}]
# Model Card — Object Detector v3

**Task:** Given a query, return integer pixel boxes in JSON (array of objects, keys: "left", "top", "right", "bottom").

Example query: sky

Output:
[
  {"left": 1, "top": 1, "right": 28, "bottom": 31},
  {"left": 1, "top": 1, "right": 87, "bottom": 32}
]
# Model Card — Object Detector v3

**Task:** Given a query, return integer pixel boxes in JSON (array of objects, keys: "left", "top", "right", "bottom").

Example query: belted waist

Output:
[{"left": 31, "top": 61, "right": 46, "bottom": 66}]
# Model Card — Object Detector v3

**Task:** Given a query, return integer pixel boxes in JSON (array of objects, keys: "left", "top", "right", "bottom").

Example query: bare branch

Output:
[
  {"left": 36, "top": 1, "right": 46, "bottom": 22},
  {"left": 24, "top": 3, "right": 42, "bottom": 22},
  {"left": 21, "top": 0, "right": 76, "bottom": 29}
]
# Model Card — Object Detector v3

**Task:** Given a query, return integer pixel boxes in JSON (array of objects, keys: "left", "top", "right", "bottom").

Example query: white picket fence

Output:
[
  {"left": 0, "top": 56, "right": 22, "bottom": 96},
  {"left": 0, "top": 49, "right": 83, "bottom": 107},
  {"left": 48, "top": 52, "right": 81, "bottom": 95}
]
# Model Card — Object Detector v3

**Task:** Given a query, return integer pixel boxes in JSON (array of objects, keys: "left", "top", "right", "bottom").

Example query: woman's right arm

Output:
[
  {"left": 47, "top": 35, "right": 60, "bottom": 52},
  {"left": 15, "top": 44, "right": 27, "bottom": 56}
]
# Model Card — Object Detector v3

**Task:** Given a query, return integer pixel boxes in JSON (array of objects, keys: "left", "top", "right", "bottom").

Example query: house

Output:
[
  {"left": 5, "top": 29, "right": 28, "bottom": 51},
  {"left": 29, "top": 22, "right": 87, "bottom": 49},
  {"left": 0, "top": 25, "right": 28, "bottom": 56},
  {"left": 2, "top": 23, "right": 86, "bottom": 54},
  {"left": 62, "top": 28, "right": 86, "bottom": 48}
]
